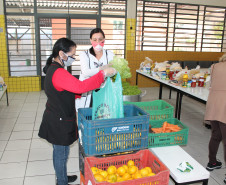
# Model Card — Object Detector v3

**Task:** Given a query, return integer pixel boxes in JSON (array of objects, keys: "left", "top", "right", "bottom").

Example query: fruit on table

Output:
[{"left": 91, "top": 162, "right": 156, "bottom": 183}]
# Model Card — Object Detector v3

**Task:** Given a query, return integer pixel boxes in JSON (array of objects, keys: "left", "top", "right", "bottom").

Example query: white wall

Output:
[{"left": 149, "top": 0, "right": 226, "bottom": 7}]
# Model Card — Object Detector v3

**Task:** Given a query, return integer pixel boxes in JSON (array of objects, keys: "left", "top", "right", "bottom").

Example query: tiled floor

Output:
[{"left": 0, "top": 87, "right": 225, "bottom": 185}]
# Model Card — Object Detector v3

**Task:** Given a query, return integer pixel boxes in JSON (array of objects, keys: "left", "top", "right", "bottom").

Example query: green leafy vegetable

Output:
[
  {"left": 122, "top": 82, "right": 141, "bottom": 95},
  {"left": 109, "top": 56, "right": 132, "bottom": 79}
]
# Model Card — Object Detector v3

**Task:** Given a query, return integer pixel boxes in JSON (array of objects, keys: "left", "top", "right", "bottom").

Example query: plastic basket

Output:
[
  {"left": 124, "top": 100, "right": 174, "bottom": 121},
  {"left": 80, "top": 171, "right": 85, "bottom": 185},
  {"left": 78, "top": 104, "right": 149, "bottom": 156},
  {"left": 79, "top": 143, "right": 85, "bottom": 176},
  {"left": 85, "top": 149, "right": 169, "bottom": 185},
  {"left": 148, "top": 118, "right": 189, "bottom": 148}
]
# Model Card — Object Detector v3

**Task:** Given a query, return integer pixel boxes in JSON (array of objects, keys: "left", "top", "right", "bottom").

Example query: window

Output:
[
  {"left": 4, "top": 0, "right": 126, "bottom": 77},
  {"left": 137, "top": 1, "right": 226, "bottom": 52},
  {"left": 7, "top": 16, "right": 36, "bottom": 76}
]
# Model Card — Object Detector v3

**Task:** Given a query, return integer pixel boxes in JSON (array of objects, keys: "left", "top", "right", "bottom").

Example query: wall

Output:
[{"left": 126, "top": 50, "right": 224, "bottom": 87}]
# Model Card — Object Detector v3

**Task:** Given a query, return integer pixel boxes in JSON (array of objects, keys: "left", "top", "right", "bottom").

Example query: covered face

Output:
[{"left": 90, "top": 32, "right": 105, "bottom": 52}]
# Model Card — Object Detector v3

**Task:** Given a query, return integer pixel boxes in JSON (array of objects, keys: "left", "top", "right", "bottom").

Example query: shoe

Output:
[
  {"left": 68, "top": 175, "right": 77, "bottom": 184},
  {"left": 224, "top": 177, "right": 226, "bottom": 184},
  {"left": 206, "top": 160, "right": 222, "bottom": 171},
  {"left": 56, "top": 175, "right": 77, "bottom": 185}
]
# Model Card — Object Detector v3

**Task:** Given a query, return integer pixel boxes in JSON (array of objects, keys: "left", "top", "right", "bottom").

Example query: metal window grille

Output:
[
  {"left": 7, "top": 16, "right": 37, "bottom": 76},
  {"left": 4, "top": 0, "right": 126, "bottom": 77},
  {"left": 136, "top": 1, "right": 226, "bottom": 52}
]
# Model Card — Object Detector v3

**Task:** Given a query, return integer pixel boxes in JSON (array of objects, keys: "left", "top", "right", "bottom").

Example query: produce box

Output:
[
  {"left": 80, "top": 171, "right": 85, "bottom": 185},
  {"left": 85, "top": 149, "right": 170, "bottom": 185},
  {"left": 148, "top": 118, "right": 189, "bottom": 148},
  {"left": 124, "top": 100, "right": 174, "bottom": 121},
  {"left": 79, "top": 143, "right": 85, "bottom": 176},
  {"left": 78, "top": 104, "right": 149, "bottom": 156}
]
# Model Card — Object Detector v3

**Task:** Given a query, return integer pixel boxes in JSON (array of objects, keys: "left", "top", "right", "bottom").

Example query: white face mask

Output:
[
  {"left": 94, "top": 44, "right": 103, "bottom": 52},
  {"left": 62, "top": 53, "right": 75, "bottom": 67}
]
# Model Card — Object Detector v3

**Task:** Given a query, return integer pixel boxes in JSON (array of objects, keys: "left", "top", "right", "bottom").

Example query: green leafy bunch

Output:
[
  {"left": 109, "top": 56, "right": 132, "bottom": 79},
  {"left": 122, "top": 82, "right": 141, "bottom": 95}
]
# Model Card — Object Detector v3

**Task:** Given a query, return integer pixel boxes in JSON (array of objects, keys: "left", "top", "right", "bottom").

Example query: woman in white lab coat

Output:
[{"left": 76, "top": 28, "right": 114, "bottom": 111}]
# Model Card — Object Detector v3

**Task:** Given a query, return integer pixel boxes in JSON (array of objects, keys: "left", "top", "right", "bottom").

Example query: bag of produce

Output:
[{"left": 92, "top": 73, "right": 124, "bottom": 120}]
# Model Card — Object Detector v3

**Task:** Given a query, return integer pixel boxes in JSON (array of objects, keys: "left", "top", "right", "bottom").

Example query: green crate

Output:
[
  {"left": 124, "top": 100, "right": 174, "bottom": 121},
  {"left": 148, "top": 118, "right": 189, "bottom": 148}
]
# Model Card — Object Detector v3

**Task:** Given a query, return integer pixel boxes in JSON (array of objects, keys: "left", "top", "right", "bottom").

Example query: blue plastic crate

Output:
[{"left": 78, "top": 104, "right": 150, "bottom": 156}]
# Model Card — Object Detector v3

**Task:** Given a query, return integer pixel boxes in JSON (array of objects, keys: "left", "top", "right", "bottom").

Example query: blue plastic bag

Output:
[{"left": 92, "top": 73, "right": 124, "bottom": 120}]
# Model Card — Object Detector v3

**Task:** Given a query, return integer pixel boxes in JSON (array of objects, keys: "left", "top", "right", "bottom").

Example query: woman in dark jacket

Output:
[{"left": 38, "top": 38, "right": 116, "bottom": 185}]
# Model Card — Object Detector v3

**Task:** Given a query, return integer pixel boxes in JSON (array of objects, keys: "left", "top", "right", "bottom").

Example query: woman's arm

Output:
[
  {"left": 52, "top": 68, "right": 104, "bottom": 93},
  {"left": 80, "top": 51, "right": 99, "bottom": 78}
]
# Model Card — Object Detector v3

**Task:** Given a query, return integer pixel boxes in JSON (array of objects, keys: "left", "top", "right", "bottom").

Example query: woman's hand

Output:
[
  {"left": 99, "top": 63, "right": 113, "bottom": 71},
  {"left": 103, "top": 67, "right": 117, "bottom": 77}
]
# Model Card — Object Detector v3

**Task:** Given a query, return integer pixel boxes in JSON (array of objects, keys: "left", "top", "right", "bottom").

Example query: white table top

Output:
[
  {"left": 150, "top": 146, "right": 210, "bottom": 183},
  {"left": 0, "top": 86, "right": 7, "bottom": 100},
  {"left": 136, "top": 70, "right": 209, "bottom": 102}
]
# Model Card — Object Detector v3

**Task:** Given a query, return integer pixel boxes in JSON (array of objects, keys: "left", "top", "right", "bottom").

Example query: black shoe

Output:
[
  {"left": 206, "top": 160, "right": 222, "bottom": 171},
  {"left": 224, "top": 177, "right": 226, "bottom": 184},
  {"left": 68, "top": 175, "right": 77, "bottom": 184}
]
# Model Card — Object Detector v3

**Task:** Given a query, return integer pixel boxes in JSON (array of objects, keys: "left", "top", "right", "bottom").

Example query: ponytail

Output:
[{"left": 43, "top": 54, "right": 53, "bottom": 74}]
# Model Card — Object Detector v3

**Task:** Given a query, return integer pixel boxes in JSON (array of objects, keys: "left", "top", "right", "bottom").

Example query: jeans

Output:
[
  {"left": 209, "top": 121, "right": 226, "bottom": 164},
  {"left": 53, "top": 144, "right": 69, "bottom": 185}
]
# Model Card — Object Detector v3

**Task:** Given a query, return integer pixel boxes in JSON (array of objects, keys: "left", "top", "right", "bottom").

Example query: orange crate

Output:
[
  {"left": 85, "top": 149, "right": 169, "bottom": 185},
  {"left": 80, "top": 171, "right": 85, "bottom": 185}
]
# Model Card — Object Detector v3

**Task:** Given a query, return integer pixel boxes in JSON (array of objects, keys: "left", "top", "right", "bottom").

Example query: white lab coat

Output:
[{"left": 76, "top": 49, "right": 114, "bottom": 111}]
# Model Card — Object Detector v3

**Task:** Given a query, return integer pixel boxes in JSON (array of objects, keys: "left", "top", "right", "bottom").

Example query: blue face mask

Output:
[{"left": 62, "top": 52, "right": 75, "bottom": 67}]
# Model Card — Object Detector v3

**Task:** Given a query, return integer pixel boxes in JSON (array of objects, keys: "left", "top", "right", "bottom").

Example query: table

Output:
[
  {"left": 136, "top": 70, "right": 208, "bottom": 119},
  {"left": 150, "top": 146, "right": 210, "bottom": 185},
  {"left": 0, "top": 86, "right": 9, "bottom": 106}
]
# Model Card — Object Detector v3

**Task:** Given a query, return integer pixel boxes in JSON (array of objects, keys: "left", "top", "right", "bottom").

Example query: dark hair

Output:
[
  {"left": 89, "top": 28, "right": 105, "bottom": 57},
  {"left": 43, "top": 37, "right": 76, "bottom": 74}
]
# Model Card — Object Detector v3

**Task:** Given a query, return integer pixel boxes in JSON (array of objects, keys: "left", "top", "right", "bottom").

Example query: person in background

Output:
[
  {"left": 204, "top": 53, "right": 226, "bottom": 184},
  {"left": 38, "top": 37, "right": 116, "bottom": 185},
  {"left": 76, "top": 28, "right": 115, "bottom": 111}
]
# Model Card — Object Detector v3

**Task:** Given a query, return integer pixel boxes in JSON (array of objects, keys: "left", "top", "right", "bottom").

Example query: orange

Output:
[
  {"left": 122, "top": 173, "right": 131, "bottom": 181},
  {"left": 117, "top": 166, "right": 126, "bottom": 176},
  {"left": 99, "top": 170, "right": 108, "bottom": 179},
  {"left": 144, "top": 167, "right": 152, "bottom": 174},
  {"left": 140, "top": 168, "right": 149, "bottom": 177},
  {"left": 117, "top": 177, "right": 124, "bottom": 182},
  {"left": 147, "top": 172, "right": 156, "bottom": 176},
  {"left": 107, "top": 165, "right": 117, "bottom": 175},
  {"left": 127, "top": 160, "right": 135, "bottom": 167},
  {"left": 94, "top": 174, "right": 105, "bottom": 182},
  {"left": 133, "top": 172, "right": 142, "bottom": 179},
  {"left": 107, "top": 174, "right": 117, "bottom": 183},
  {"left": 128, "top": 166, "right": 138, "bottom": 175},
  {"left": 122, "top": 165, "right": 128, "bottom": 172},
  {"left": 91, "top": 167, "right": 99, "bottom": 175}
]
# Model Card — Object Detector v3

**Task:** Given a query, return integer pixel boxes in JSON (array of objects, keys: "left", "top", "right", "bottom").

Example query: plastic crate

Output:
[
  {"left": 79, "top": 143, "right": 86, "bottom": 176},
  {"left": 148, "top": 118, "right": 189, "bottom": 148},
  {"left": 124, "top": 100, "right": 174, "bottom": 121},
  {"left": 85, "top": 149, "right": 169, "bottom": 185},
  {"left": 80, "top": 171, "right": 85, "bottom": 185},
  {"left": 78, "top": 104, "right": 149, "bottom": 156}
]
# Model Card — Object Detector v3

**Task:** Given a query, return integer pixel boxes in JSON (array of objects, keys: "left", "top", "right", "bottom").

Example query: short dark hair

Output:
[{"left": 90, "top": 28, "right": 105, "bottom": 39}]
